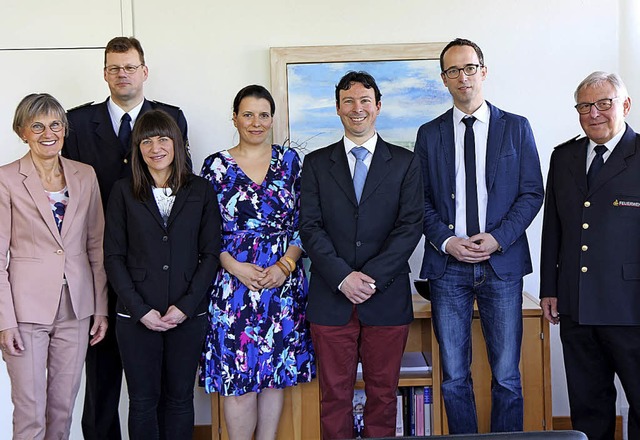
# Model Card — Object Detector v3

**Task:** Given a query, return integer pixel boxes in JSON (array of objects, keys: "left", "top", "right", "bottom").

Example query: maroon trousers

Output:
[{"left": 311, "top": 307, "right": 409, "bottom": 440}]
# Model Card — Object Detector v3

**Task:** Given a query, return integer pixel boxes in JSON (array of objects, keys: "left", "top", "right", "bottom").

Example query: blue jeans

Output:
[{"left": 430, "top": 260, "right": 524, "bottom": 433}]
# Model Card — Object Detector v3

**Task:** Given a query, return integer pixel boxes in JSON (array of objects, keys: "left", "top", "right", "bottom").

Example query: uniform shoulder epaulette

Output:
[
  {"left": 554, "top": 135, "right": 583, "bottom": 149},
  {"left": 151, "top": 100, "right": 180, "bottom": 110},
  {"left": 67, "top": 101, "right": 94, "bottom": 112}
]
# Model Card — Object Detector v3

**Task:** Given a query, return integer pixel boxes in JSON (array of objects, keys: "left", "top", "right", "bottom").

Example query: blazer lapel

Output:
[
  {"left": 58, "top": 157, "right": 79, "bottom": 240},
  {"left": 143, "top": 191, "right": 169, "bottom": 230},
  {"left": 360, "top": 137, "right": 391, "bottom": 204},
  {"left": 166, "top": 181, "right": 190, "bottom": 228},
  {"left": 567, "top": 139, "right": 588, "bottom": 196},
  {"left": 485, "top": 103, "right": 506, "bottom": 193},
  {"left": 93, "top": 99, "right": 120, "bottom": 146},
  {"left": 19, "top": 154, "right": 63, "bottom": 247},
  {"left": 588, "top": 124, "right": 637, "bottom": 194},
  {"left": 329, "top": 140, "right": 359, "bottom": 206},
  {"left": 439, "top": 110, "right": 456, "bottom": 191}
]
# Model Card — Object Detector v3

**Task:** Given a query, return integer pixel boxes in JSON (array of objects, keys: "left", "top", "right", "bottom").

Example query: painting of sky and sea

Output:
[{"left": 286, "top": 60, "right": 452, "bottom": 155}]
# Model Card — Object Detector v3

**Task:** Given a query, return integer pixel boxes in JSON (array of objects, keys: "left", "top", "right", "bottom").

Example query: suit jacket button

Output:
[
  {"left": 55, "top": 249, "right": 64, "bottom": 255},
  {"left": 581, "top": 245, "right": 588, "bottom": 251},
  {"left": 584, "top": 201, "right": 591, "bottom": 207},
  {"left": 451, "top": 193, "right": 455, "bottom": 199},
  {"left": 162, "top": 235, "right": 169, "bottom": 242},
  {"left": 356, "top": 241, "right": 362, "bottom": 247},
  {"left": 162, "top": 265, "right": 169, "bottom": 271},
  {"left": 448, "top": 224, "right": 454, "bottom": 230},
  {"left": 123, "top": 158, "right": 128, "bottom": 164},
  {"left": 582, "top": 223, "right": 589, "bottom": 229},
  {"left": 581, "top": 266, "right": 588, "bottom": 273}
]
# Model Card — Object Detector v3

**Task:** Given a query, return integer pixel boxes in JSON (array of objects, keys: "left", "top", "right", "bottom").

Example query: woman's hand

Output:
[
  {"left": 140, "top": 309, "right": 176, "bottom": 332},
  {"left": 230, "top": 261, "right": 267, "bottom": 291},
  {"left": 161, "top": 305, "right": 186, "bottom": 326},
  {"left": 258, "top": 264, "right": 288, "bottom": 290},
  {"left": 0, "top": 327, "right": 25, "bottom": 356},
  {"left": 89, "top": 316, "right": 109, "bottom": 346}
]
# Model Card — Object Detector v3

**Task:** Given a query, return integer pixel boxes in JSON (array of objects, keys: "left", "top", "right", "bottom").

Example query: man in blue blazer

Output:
[
  {"left": 61, "top": 37, "right": 189, "bottom": 440},
  {"left": 540, "top": 72, "right": 640, "bottom": 440},
  {"left": 301, "top": 71, "right": 423, "bottom": 439},
  {"left": 415, "top": 38, "right": 543, "bottom": 433}
]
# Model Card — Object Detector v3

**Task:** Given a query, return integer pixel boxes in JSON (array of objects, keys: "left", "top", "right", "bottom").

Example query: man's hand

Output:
[
  {"left": 468, "top": 233, "right": 501, "bottom": 255},
  {"left": 340, "top": 271, "right": 376, "bottom": 304},
  {"left": 540, "top": 297, "right": 560, "bottom": 325},
  {"left": 445, "top": 236, "right": 491, "bottom": 263},
  {"left": 0, "top": 327, "right": 25, "bottom": 356},
  {"left": 140, "top": 309, "right": 177, "bottom": 332},
  {"left": 89, "top": 316, "right": 109, "bottom": 346}
]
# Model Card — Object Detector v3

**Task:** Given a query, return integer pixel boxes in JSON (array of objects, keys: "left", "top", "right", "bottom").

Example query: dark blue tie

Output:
[
  {"left": 351, "top": 146, "right": 369, "bottom": 204},
  {"left": 118, "top": 113, "right": 132, "bottom": 151},
  {"left": 463, "top": 116, "right": 480, "bottom": 237},
  {"left": 587, "top": 144, "right": 607, "bottom": 188}
]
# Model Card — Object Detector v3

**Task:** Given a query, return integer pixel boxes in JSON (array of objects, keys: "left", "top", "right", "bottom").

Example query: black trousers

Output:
[
  {"left": 116, "top": 312, "right": 208, "bottom": 440},
  {"left": 560, "top": 317, "right": 640, "bottom": 440},
  {"left": 82, "top": 290, "right": 123, "bottom": 440}
]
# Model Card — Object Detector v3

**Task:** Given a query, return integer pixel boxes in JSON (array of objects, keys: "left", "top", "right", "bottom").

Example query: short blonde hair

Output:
[{"left": 12, "top": 93, "right": 68, "bottom": 138}]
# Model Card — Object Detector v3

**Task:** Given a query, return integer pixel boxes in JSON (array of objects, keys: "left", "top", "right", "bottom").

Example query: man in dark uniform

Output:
[
  {"left": 62, "top": 36, "right": 189, "bottom": 440},
  {"left": 540, "top": 71, "right": 640, "bottom": 440}
]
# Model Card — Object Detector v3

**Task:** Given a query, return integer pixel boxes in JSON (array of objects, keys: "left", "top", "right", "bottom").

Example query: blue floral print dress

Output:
[{"left": 199, "top": 145, "right": 315, "bottom": 396}]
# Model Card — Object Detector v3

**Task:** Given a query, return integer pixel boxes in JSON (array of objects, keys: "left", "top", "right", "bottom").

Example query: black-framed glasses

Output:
[
  {"left": 574, "top": 97, "right": 619, "bottom": 114},
  {"left": 104, "top": 64, "right": 144, "bottom": 75},
  {"left": 28, "top": 120, "right": 65, "bottom": 134},
  {"left": 442, "top": 64, "right": 483, "bottom": 79}
]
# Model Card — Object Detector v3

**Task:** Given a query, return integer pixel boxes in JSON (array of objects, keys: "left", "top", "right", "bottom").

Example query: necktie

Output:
[
  {"left": 118, "top": 113, "right": 132, "bottom": 151},
  {"left": 463, "top": 116, "right": 480, "bottom": 237},
  {"left": 587, "top": 144, "right": 607, "bottom": 188},
  {"left": 351, "top": 146, "right": 369, "bottom": 204}
]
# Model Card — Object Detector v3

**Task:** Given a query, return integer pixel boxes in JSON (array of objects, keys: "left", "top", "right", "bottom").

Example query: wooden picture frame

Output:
[{"left": 269, "top": 42, "right": 449, "bottom": 154}]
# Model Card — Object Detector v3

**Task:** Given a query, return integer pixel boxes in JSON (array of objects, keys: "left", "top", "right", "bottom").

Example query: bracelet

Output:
[
  {"left": 275, "top": 260, "right": 291, "bottom": 277},
  {"left": 283, "top": 256, "right": 296, "bottom": 271}
]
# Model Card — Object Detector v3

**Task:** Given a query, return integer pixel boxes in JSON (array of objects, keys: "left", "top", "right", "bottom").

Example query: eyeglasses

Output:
[
  {"left": 28, "top": 120, "right": 65, "bottom": 134},
  {"left": 104, "top": 64, "right": 144, "bottom": 75},
  {"left": 442, "top": 64, "right": 483, "bottom": 79},
  {"left": 574, "top": 97, "right": 619, "bottom": 114}
]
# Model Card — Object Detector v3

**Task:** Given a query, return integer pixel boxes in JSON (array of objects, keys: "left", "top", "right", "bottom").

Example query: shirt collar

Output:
[
  {"left": 107, "top": 97, "right": 145, "bottom": 125},
  {"left": 453, "top": 100, "right": 489, "bottom": 125},
  {"left": 588, "top": 124, "right": 626, "bottom": 154},
  {"left": 343, "top": 132, "right": 378, "bottom": 156}
]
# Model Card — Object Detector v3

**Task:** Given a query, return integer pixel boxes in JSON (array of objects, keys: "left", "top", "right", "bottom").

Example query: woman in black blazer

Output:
[{"left": 104, "top": 110, "right": 220, "bottom": 440}]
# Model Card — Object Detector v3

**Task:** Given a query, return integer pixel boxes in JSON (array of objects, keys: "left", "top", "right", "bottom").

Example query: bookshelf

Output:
[{"left": 208, "top": 292, "right": 551, "bottom": 438}]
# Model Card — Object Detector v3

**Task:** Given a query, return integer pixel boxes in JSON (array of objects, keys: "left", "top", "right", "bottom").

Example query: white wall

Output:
[{"left": 0, "top": 0, "right": 629, "bottom": 438}]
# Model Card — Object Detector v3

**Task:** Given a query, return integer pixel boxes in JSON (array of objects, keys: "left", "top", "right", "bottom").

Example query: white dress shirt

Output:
[
  {"left": 442, "top": 101, "right": 491, "bottom": 252},
  {"left": 343, "top": 133, "right": 378, "bottom": 177},
  {"left": 107, "top": 98, "right": 144, "bottom": 136},
  {"left": 585, "top": 126, "right": 625, "bottom": 171}
]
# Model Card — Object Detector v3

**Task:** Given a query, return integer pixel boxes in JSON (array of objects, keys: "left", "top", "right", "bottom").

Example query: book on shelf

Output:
[
  {"left": 424, "top": 385, "right": 433, "bottom": 435},
  {"left": 395, "top": 385, "right": 433, "bottom": 436},
  {"left": 395, "top": 391, "right": 404, "bottom": 436},
  {"left": 399, "top": 351, "right": 432, "bottom": 374},
  {"left": 352, "top": 389, "right": 366, "bottom": 438}
]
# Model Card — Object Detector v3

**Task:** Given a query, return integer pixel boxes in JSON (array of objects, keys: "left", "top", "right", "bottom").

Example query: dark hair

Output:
[
  {"left": 335, "top": 71, "right": 382, "bottom": 106},
  {"left": 13, "top": 93, "right": 68, "bottom": 138},
  {"left": 439, "top": 38, "right": 485, "bottom": 71},
  {"left": 233, "top": 85, "right": 275, "bottom": 116},
  {"left": 104, "top": 36, "right": 145, "bottom": 66},
  {"left": 130, "top": 110, "right": 191, "bottom": 202}
]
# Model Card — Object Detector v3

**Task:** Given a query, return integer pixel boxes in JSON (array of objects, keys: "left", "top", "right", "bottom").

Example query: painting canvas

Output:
[{"left": 270, "top": 43, "right": 451, "bottom": 156}]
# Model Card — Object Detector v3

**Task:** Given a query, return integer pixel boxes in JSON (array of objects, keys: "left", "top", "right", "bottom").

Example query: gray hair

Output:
[
  {"left": 574, "top": 71, "right": 629, "bottom": 102},
  {"left": 12, "top": 93, "right": 68, "bottom": 138}
]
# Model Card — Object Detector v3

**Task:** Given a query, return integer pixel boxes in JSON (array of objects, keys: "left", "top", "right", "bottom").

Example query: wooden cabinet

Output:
[{"left": 208, "top": 292, "right": 551, "bottom": 438}]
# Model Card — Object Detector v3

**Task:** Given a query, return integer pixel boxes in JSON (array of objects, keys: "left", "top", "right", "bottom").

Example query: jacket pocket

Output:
[{"left": 622, "top": 263, "right": 640, "bottom": 280}]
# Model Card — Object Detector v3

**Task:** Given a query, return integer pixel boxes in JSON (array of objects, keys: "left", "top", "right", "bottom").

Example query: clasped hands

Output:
[
  {"left": 446, "top": 233, "right": 500, "bottom": 264},
  {"left": 232, "top": 261, "right": 287, "bottom": 291},
  {"left": 341, "top": 271, "right": 376, "bottom": 305},
  {"left": 140, "top": 305, "right": 186, "bottom": 332}
]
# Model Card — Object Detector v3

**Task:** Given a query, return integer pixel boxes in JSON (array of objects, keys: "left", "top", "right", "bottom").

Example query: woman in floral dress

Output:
[{"left": 200, "top": 85, "right": 314, "bottom": 440}]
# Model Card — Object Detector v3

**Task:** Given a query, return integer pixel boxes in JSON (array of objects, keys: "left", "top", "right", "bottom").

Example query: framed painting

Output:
[{"left": 269, "top": 42, "right": 452, "bottom": 156}]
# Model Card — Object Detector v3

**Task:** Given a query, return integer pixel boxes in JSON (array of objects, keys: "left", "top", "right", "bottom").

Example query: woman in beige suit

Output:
[{"left": 0, "top": 93, "right": 108, "bottom": 440}]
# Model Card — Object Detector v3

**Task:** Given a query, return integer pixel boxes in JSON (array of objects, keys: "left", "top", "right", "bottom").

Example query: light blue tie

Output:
[{"left": 351, "top": 146, "right": 369, "bottom": 203}]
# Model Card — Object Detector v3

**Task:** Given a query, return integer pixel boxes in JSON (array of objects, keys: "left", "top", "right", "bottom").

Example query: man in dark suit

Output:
[
  {"left": 62, "top": 36, "right": 189, "bottom": 440},
  {"left": 540, "top": 71, "right": 640, "bottom": 440},
  {"left": 300, "top": 71, "right": 423, "bottom": 439},
  {"left": 415, "top": 38, "right": 543, "bottom": 433}
]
